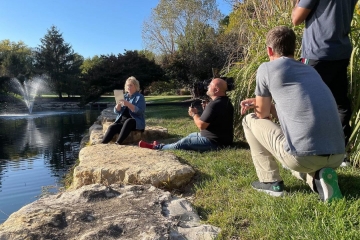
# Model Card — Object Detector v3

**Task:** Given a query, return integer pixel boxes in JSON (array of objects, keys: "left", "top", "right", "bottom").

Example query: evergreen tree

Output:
[{"left": 34, "top": 25, "right": 82, "bottom": 99}]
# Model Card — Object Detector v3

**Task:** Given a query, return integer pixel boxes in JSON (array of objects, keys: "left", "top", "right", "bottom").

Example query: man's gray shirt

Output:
[
  {"left": 298, "top": 0, "right": 357, "bottom": 60},
  {"left": 255, "top": 57, "right": 345, "bottom": 156}
]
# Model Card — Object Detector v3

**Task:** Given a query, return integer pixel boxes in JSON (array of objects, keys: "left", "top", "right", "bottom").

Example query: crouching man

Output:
[{"left": 241, "top": 26, "right": 345, "bottom": 202}]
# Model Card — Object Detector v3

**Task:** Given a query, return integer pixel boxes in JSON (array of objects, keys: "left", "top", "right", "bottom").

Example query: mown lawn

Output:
[
  {"left": 145, "top": 104, "right": 360, "bottom": 240},
  {"left": 97, "top": 95, "right": 192, "bottom": 104}
]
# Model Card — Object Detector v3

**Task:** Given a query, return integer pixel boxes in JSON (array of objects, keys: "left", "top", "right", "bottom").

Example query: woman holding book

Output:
[{"left": 101, "top": 76, "right": 146, "bottom": 144}]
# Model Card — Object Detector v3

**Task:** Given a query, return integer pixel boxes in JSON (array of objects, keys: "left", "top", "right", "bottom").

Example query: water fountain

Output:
[{"left": 10, "top": 76, "right": 46, "bottom": 114}]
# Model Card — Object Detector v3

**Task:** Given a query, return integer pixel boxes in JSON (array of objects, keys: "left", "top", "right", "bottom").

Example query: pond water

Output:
[{"left": 0, "top": 110, "right": 101, "bottom": 224}]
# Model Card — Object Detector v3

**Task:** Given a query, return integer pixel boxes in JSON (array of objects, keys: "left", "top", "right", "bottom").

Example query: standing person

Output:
[
  {"left": 139, "top": 78, "right": 234, "bottom": 152},
  {"left": 292, "top": 0, "right": 358, "bottom": 165},
  {"left": 241, "top": 26, "right": 345, "bottom": 202},
  {"left": 101, "top": 76, "right": 146, "bottom": 144}
]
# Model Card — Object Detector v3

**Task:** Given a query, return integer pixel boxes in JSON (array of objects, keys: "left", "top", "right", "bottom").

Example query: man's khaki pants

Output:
[{"left": 242, "top": 113, "right": 343, "bottom": 191}]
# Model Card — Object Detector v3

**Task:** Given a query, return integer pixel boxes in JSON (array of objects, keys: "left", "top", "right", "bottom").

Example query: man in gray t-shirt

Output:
[
  {"left": 292, "top": 0, "right": 357, "bottom": 163},
  {"left": 241, "top": 26, "right": 344, "bottom": 202}
]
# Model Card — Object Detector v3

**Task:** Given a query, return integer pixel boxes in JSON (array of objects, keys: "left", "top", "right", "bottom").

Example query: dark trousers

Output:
[
  {"left": 306, "top": 59, "right": 352, "bottom": 145},
  {"left": 101, "top": 118, "right": 136, "bottom": 144}
]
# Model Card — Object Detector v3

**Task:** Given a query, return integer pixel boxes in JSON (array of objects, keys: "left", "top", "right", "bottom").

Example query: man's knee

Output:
[{"left": 242, "top": 113, "right": 256, "bottom": 128}]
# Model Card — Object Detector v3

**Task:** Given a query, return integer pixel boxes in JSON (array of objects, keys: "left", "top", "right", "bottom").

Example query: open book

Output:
[{"left": 113, "top": 90, "right": 124, "bottom": 104}]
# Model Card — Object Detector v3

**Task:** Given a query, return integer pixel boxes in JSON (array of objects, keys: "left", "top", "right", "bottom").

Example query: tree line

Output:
[
  {"left": 0, "top": 26, "right": 165, "bottom": 104},
  {"left": 1, "top": 0, "right": 360, "bottom": 160},
  {"left": 0, "top": 0, "right": 237, "bottom": 105}
]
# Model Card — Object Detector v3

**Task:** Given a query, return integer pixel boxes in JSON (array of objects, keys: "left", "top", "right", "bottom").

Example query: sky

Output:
[{"left": 0, "top": 0, "right": 232, "bottom": 59}]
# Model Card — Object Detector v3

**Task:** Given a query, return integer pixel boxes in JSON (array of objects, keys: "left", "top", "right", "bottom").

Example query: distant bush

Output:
[
  {"left": 147, "top": 80, "right": 186, "bottom": 95},
  {"left": 178, "top": 88, "right": 191, "bottom": 95}
]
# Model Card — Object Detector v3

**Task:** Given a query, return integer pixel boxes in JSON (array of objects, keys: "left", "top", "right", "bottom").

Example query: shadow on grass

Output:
[
  {"left": 339, "top": 172, "right": 360, "bottom": 200},
  {"left": 166, "top": 154, "right": 214, "bottom": 221},
  {"left": 231, "top": 141, "right": 250, "bottom": 150},
  {"left": 280, "top": 168, "right": 360, "bottom": 200}
]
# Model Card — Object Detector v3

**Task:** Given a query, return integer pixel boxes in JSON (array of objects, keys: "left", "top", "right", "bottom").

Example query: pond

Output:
[{"left": 0, "top": 110, "right": 101, "bottom": 224}]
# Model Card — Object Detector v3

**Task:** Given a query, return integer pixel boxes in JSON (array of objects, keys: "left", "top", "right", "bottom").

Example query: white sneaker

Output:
[
  {"left": 340, "top": 160, "right": 351, "bottom": 167},
  {"left": 340, "top": 154, "right": 351, "bottom": 167}
]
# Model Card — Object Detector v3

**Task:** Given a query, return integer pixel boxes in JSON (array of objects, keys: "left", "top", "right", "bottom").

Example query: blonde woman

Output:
[{"left": 102, "top": 76, "right": 146, "bottom": 144}]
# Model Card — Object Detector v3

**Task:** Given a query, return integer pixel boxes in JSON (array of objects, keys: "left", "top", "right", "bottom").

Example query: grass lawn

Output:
[
  {"left": 97, "top": 95, "right": 192, "bottom": 103},
  {"left": 35, "top": 94, "right": 192, "bottom": 104},
  {"left": 145, "top": 104, "right": 360, "bottom": 240}
]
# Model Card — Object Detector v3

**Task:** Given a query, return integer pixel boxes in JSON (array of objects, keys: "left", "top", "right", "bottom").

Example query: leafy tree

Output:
[
  {"left": 171, "top": 21, "right": 229, "bottom": 83},
  {"left": 142, "top": 0, "right": 221, "bottom": 55},
  {"left": 0, "top": 39, "right": 34, "bottom": 80},
  {"left": 34, "top": 25, "right": 82, "bottom": 99},
  {"left": 81, "top": 50, "right": 165, "bottom": 104},
  {"left": 142, "top": 0, "right": 227, "bottom": 89},
  {"left": 80, "top": 55, "right": 103, "bottom": 75}
]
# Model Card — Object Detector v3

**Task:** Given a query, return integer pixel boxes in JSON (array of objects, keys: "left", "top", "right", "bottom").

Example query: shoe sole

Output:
[
  {"left": 251, "top": 187, "right": 284, "bottom": 197},
  {"left": 316, "top": 168, "right": 343, "bottom": 202}
]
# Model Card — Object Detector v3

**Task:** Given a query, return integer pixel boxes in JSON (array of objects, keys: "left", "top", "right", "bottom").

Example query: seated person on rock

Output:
[
  {"left": 139, "top": 78, "right": 234, "bottom": 152},
  {"left": 101, "top": 76, "right": 145, "bottom": 144},
  {"left": 241, "top": 26, "right": 345, "bottom": 202}
]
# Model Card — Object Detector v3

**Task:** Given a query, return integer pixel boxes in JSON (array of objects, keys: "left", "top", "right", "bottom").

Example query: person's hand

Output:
[
  {"left": 188, "top": 106, "right": 198, "bottom": 117},
  {"left": 240, "top": 98, "right": 256, "bottom": 115},
  {"left": 121, "top": 100, "right": 131, "bottom": 107},
  {"left": 117, "top": 100, "right": 124, "bottom": 107}
]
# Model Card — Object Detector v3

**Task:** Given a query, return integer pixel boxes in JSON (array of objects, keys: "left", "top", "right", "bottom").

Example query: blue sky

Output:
[{"left": 0, "top": 0, "right": 232, "bottom": 59}]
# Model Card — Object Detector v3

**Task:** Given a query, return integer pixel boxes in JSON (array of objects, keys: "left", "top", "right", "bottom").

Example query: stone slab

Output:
[
  {"left": 0, "top": 184, "right": 220, "bottom": 240},
  {"left": 72, "top": 144, "right": 195, "bottom": 189}
]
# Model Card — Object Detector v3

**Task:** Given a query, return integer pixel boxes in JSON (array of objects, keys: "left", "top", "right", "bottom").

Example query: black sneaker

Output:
[
  {"left": 314, "top": 168, "right": 343, "bottom": 202},
  {"left": 251, "top": 181, "right": 284, "bottom": 197}
]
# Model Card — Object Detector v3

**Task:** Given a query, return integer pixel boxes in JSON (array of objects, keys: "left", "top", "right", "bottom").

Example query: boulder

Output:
[
  {"left": 0, "top": 184, "right": 220, "bottom": 240},
  {"left": 72, "top": 144, "right": 195, "bottom": 190}
]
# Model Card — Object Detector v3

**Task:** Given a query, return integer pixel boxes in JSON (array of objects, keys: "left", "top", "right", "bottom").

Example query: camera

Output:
[
  {"left": 222, "top": 77, "right": 235, "bottom": 91},
  {"left": 192, "top": 76, "right": 235, "bottom": 99}
]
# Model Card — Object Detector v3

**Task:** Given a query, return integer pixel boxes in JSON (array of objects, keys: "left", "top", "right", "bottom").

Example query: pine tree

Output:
[{"left": 34, "top": 25, "right": 82, "bottom": 99}]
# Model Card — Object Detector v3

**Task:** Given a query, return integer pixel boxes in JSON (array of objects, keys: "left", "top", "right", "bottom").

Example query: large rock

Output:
[
  {"left": 72, "top": 144, "right": 195, "bottom": 189},
  {"left": 0, "top": 184, "right": 221, "bottom": 240}
]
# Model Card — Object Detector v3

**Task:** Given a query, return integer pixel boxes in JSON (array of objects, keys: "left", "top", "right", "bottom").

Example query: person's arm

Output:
[
  {"left": 115, "top": 102, "right": 123, "bottom": 112},
  {"left": 188, "top": 106, "right": 209, "bottom": 130},
  {"left": 240, "top": 98, "right": 256, "bottom": 115},
  {"left": 292, "top": 0, "right": 312, "bottom": 26},
  {"left": 123, "top": 94, "right": 146, "bottom": 114},
  {"left": 270, "top": 103, "right": 278, "bottom": 120},
  {"left": 254, "top": 96, "right": 272, "bottom": 119}
]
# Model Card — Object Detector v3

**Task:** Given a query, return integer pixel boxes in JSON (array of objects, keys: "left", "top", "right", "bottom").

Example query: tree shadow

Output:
[
  {"left": 230, "top": 140, "right": 250, "bottom": 150},
  {"left": 168, "top": 155, "right": 214, "bottom": 221},
  {"left": 338, "top": 172, "right": 360, "bottom": 199}
]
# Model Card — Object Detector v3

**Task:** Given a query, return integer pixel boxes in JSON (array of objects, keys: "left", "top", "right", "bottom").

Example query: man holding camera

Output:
[
  {"left": 241, "top": 26, "right": 344, "bottom": 202},
  {"left": 139, "top": 78, "right": 234, "bottom": 152}
]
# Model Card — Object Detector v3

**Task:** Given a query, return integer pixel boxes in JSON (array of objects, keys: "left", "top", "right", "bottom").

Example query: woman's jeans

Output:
[{"left": 158, "top": 132, "right": 218, "bottom": 152}]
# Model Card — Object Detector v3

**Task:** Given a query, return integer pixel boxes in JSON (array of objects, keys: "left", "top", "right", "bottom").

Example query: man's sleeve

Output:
[
  {"left": 200, "top": 102, "right": 216, "bottom": 123},
  {"left": 255, "top": 63, "right": 271, "bottom": 97},
  {"left": 298, "top": 0, "right": 318, "bottom": 9}
]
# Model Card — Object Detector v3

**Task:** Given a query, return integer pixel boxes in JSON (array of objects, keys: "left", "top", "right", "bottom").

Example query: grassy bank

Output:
[{"left": 145, "top": 104, "right": 360, "bottom": 240}]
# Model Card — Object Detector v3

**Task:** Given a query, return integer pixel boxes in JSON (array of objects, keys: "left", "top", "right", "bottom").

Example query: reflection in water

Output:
[{"left": 0, "top": 110, "right": 100, "bottom": 223}]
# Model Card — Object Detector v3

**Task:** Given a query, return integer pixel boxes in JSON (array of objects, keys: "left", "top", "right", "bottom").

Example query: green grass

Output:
[
  {"left": 33, "top": 94, "right": 192, "bottom": 104},
  {"left": 145, "top": 104, "right": 360, "bottom": 240},
  {"left": 88, "top": 95, "right": 192, "bottom": 104}
]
